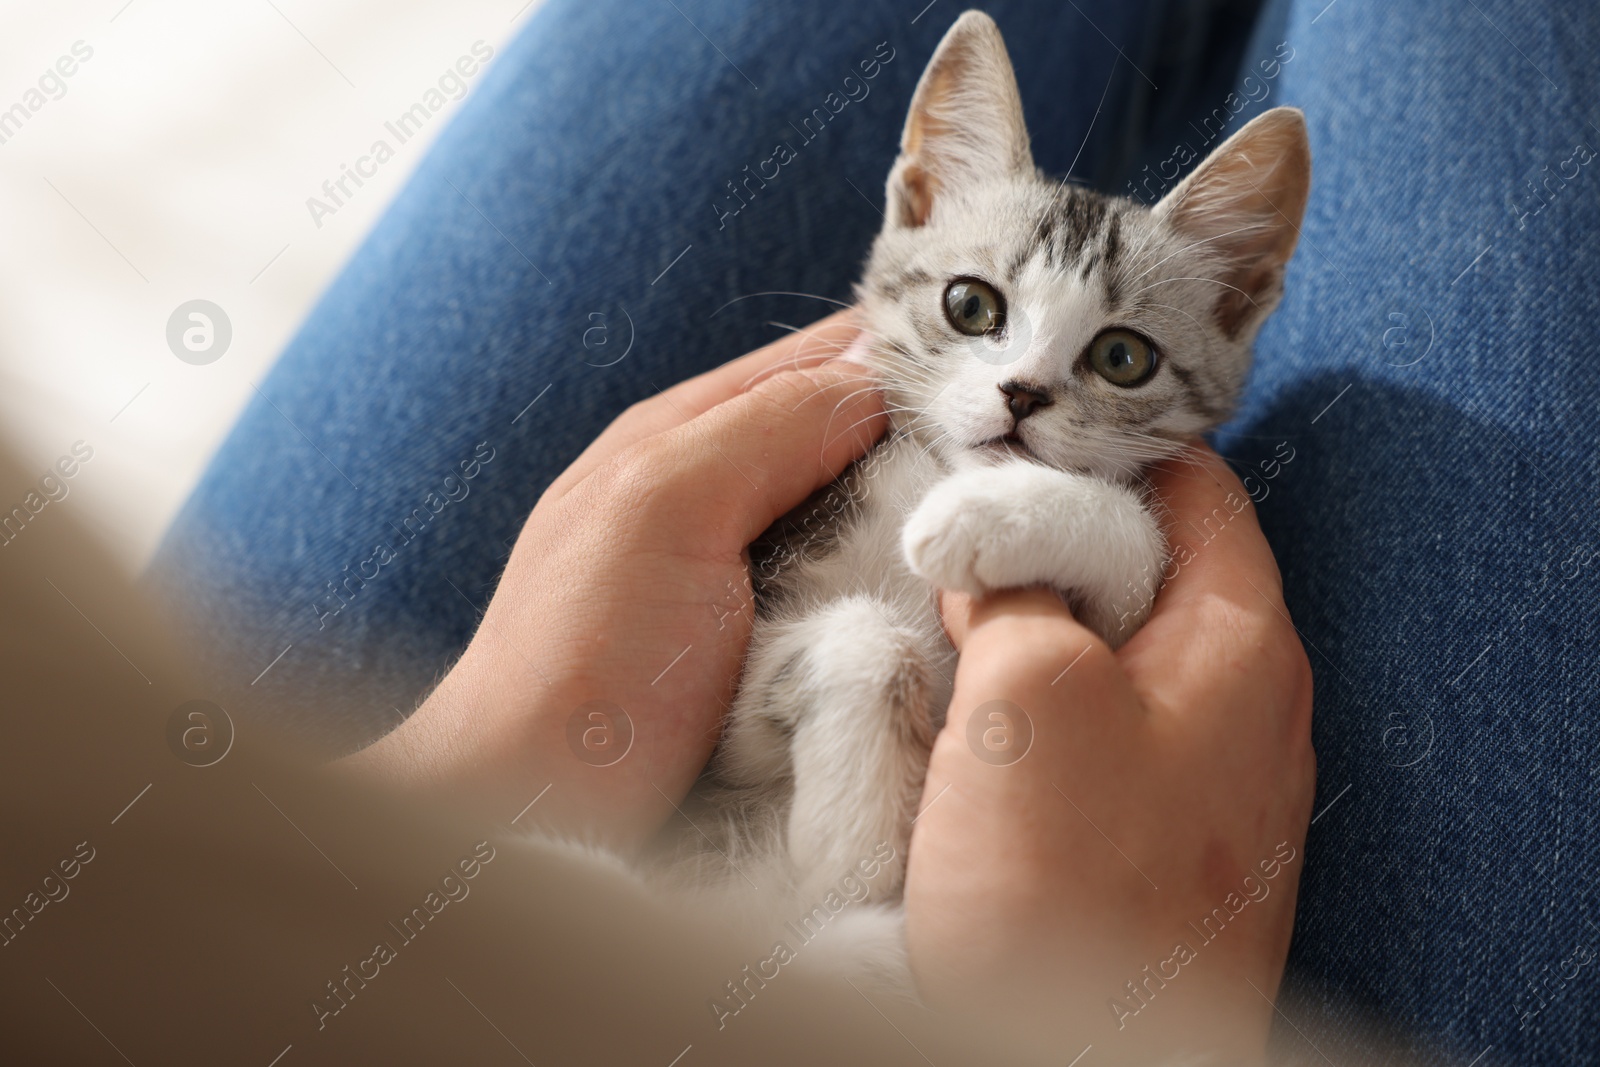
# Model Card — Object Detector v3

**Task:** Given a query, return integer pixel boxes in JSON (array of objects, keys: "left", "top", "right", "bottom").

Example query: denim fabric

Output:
[
  {"left": 148, "top": 0, "right": 1599, "bottom": 1062},
  {"left": 1211, "top": 1, "right": 1600, "bottom": 1063}
]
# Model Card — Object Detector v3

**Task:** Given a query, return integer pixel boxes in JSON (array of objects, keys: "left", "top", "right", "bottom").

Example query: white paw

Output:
[
  {"left": 900, "top": 474, "right": 1018, "bottom": 596},
  {"left": 900, "top": 463, "right": 1166, "bottom": 647}
]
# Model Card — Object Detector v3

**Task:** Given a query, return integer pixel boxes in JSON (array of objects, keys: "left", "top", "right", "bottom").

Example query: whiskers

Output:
[
  {"left": 710, "top": 290, "right": 852, "bottom": 319},
  {"left": 1124, "top": 274, "right": 1260, "bottom": 312},
  {"left": 1124, "top": 221, "right": 1271, "bottom": 286},
  {"left": 738, "top": 318, "right": 861, "bottom": 392},
  {"left": 1032, "top": 426, "right": 1194, "bottom": 484}
]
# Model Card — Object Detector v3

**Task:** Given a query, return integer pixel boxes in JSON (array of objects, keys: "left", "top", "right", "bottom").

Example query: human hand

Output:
[
  {"left": 904, "top": 443, "right": 1315, "bottom": 1064},
  {"left": 346, "top": 311, "right": 885, "bottom": 848}
]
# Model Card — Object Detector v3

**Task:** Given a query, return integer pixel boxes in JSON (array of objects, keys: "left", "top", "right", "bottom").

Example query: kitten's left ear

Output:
[
  {"left": 1154, "top": 106, "right": 1312, "bottom": 336},
  {"left": 886, "top": 10, "right": 1033, "bottom": 229}
]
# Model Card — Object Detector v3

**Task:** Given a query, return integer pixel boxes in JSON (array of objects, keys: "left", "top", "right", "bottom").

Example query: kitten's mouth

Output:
[{"left": 974, "top": 433, "right": 1035, "bottom": 460}]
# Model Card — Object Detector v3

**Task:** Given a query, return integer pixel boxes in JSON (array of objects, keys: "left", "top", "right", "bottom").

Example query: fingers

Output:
[
  {"left": 1119, "top": 441, "right": 1311, "bottom": 719},
  {"left": 635, "top": 357, "right": 887, "bottom": 547},
  {"left": 1147, "top": 442, "right": 1287, "bottom": 607},
  {"left": 941, "top": 587, "right": 1082, "bottom": 655},
  {"left": 668, "top": 310, "right": 860, "bottom": 411},
  {"left": 542, "top": 311, "right": 858, "bottom": 502},
  {"left": 941, "top": 586, "right": 1138, "bottom": 730},
  {"left": 935, "top": 590, "right": 975, "bottom": 649}
]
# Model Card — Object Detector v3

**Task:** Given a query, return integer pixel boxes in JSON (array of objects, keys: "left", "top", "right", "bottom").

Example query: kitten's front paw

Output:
[
  {"left": 901, "top": 464, "right": 1166, "bottom": 647},
  {"left": 901, "top": 470, "right": 1031, "bottom": 597},
  {"left": 901, "top": 512, "right": 985, "bottom": 598}
]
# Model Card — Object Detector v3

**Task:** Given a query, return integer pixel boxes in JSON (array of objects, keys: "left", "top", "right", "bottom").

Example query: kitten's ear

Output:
[
  {"left": 1153, "top": 106, "right": 1312, "bottom": 336},
  {"left": 886, "top": 10, "right": 1032, "bottom": 228}
]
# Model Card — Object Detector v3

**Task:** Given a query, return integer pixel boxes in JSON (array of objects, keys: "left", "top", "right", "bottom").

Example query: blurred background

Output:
[{"left": 0, "top": 0, "right": 536, "bottom": 572}]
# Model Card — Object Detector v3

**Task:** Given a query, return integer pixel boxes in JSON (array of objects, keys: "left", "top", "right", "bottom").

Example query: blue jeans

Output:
[{"left": 150, "top": 0, "right": 1600, "bottom": 1060}]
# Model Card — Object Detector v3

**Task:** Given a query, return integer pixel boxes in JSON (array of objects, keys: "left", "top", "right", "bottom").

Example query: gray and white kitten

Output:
[{"left": 656, "top": 11, "right": 1310, "bottom": 990}]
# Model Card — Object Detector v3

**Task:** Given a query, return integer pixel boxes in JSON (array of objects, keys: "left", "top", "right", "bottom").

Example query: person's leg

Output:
[
  {"left": 1204, "top": 1, "right": 1600, "bottom": 1061},
  {"left": 148, "top": 0, "right": 1181, "bottom": 751}
]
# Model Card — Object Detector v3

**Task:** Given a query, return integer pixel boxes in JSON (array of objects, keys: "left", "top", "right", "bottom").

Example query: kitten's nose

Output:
[{"left": 999, "top": 380, "right": 1052, "bottom": 422}]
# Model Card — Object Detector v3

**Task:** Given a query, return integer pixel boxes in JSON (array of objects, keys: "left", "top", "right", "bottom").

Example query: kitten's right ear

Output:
[{"left": 886, "top": 10, "right": 1033, "bottom": 229}]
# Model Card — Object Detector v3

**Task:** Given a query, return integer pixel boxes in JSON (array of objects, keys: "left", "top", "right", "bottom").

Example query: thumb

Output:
[{"left": 648, "top": 344, "right": 885, "bottom": 546}]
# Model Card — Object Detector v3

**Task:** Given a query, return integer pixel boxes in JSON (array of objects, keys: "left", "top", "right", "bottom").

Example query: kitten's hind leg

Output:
[{"left": 778, "top": 595, "right": 946, "bottom": 903}]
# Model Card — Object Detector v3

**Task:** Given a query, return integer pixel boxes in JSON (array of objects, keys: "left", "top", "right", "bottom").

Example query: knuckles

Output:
[
  {"left": 1193, "top": 590, "right": 1303, "bottom": 676},
  {"left": 751, "top": 365, "right": 839, "bottom": 414},
  {"left": 577, "top": 438, "right": 688, "bottom": 535},
  {"left": 574, "top": 366, "right": 869, "bottom": 553},
  {"left": 1192, "top": 588, "right": 1315, "bottom": 761}
]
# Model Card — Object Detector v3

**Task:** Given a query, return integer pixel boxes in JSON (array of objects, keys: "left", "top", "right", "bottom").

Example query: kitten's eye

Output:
[
  {"left": 1088, "top": 329, "right": 1158, "bottom": 386},
  {"left": 943, "top": 278, "right": 1005, "bottom": 336}
]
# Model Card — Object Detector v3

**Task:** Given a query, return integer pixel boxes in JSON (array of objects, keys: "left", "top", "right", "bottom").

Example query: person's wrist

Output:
[
  {"left": 343, "top": 638, "right": 528, "bottom": 784},
  {"left": 351, "top": 632, "right": 708, "bottom": 850}
]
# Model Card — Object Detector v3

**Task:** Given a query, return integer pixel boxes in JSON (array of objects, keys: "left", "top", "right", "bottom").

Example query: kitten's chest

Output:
[{"left": 750, "top": 436, "right": 944, "bottom": 613}]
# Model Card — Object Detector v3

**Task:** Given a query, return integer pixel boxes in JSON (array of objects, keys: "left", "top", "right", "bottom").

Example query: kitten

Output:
[{"left": 656, "top": 10, "right": 1311, "bottom": 990}]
